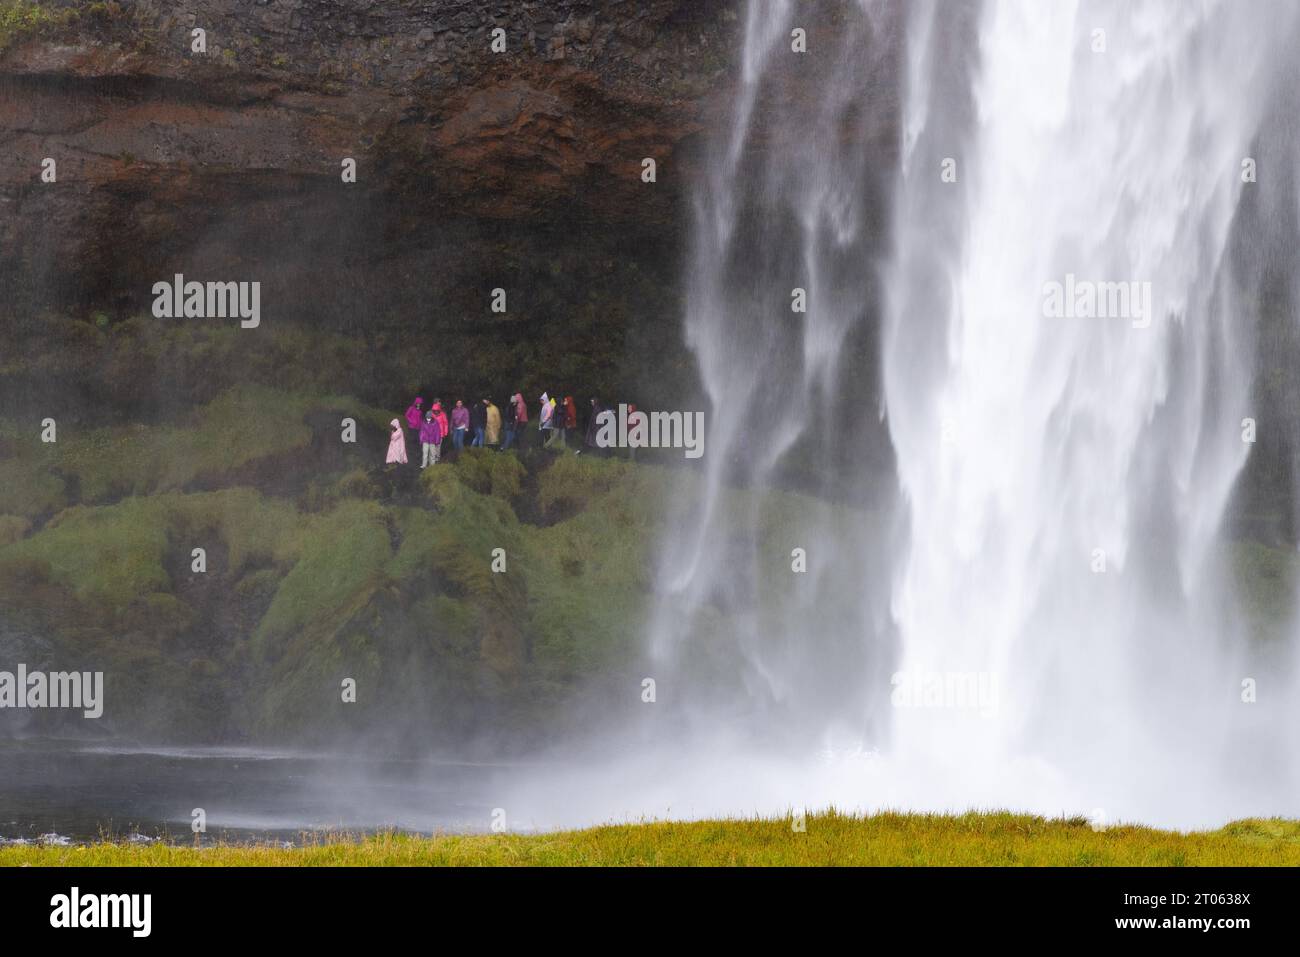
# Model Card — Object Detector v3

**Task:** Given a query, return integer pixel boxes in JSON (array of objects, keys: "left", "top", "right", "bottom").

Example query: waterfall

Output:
[
  {"left": 884, "top": 0, "right": 1300, "bottom": 825},
  {"left": 643, "top": 0, "right": 900, "bottom": 750},
  {"left": 523, "top": 0, "right": 1300, "bottom": 829}
]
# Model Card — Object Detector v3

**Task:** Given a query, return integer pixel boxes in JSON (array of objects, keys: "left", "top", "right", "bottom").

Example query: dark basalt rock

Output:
[{"left": 0, "top": 0, "right": 739, "bottom": 322}]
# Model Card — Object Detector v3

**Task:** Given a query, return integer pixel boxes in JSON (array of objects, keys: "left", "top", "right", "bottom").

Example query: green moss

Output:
[
  {"left": 0, "top": 384, "right": 389, "bottom": 519},
  {"left": 241, "top": 453, "right": 555, "bottom": 738},
  {"left": 520, "top": 457, "right": 671, "bottom": 676},
  {"left": 0, "top": 514, "right": 31, "bottom": 545},
  {"left": 535, "top": 453, "right": 639, "bottom": 520},
  {"left": 416, "top": 471, "right": 524, "bottom": 594},
  {"left": 0, "top": 489, "right": 306, "bottom": 605},
  {"left": 245, "top": 487, "right": 528, "bottom": 737},
  {"left": 0, "top": 414, "right": 883, "bottom": 747},
  {"left": 444, "top": 447, "right": 526, "bottom": 501},
  {"left": 0, "top": 451, "right": 66, "bottom": 519},
  {"left": 174, "top": 489, "right": 308, "bottom": 571},
  {"left": 425, "top": 593, "right": 477, "bottom": 641},
  {"left": 0, "top": 0, "right": 76, "bottom": 50},
  {"left": 143, "top": 591, "right": 196, "bottom": 636},
  {"left": 1, "top": 498, "right": 173, "bottom": 602},
  {"left": 252, "top": 500, "right": 392, "bottom": 661},
  {"left": 235, "top": 565, "right": 284, "bottom": 600}
]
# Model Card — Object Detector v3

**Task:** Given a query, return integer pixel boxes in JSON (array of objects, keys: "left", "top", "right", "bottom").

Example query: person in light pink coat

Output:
[{"left": 386, "top": 418, "right": 408, "bottom": 466}]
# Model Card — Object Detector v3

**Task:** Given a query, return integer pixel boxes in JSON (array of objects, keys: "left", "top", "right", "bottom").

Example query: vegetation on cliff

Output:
[
  {"left": 0, "top": 381, "right": 659, "bottom": 746},
  {"left": 0, "top": 358, "right": 822, "bottom": 748},
  {"left": 0, "top": 0, "right": 74, "bottom": 50}
]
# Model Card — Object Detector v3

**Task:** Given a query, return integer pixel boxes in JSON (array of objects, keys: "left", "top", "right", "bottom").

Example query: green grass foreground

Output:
[{"left": 5, "top": 812, "right": 1300, "bottom": 866}]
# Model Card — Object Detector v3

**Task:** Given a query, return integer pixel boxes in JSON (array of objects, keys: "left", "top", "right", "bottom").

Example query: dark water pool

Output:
[{"left": 0, "top": 739, "right": 513, "bottom": 845}]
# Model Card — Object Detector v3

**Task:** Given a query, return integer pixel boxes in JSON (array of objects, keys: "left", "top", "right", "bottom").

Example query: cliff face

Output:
[
  {"left": 0, "top": 2, "right": 917, "bottom": 750},
  {"left": 0, "top": 0, "right": 752, "bottom": 748},
  {"left": 3, "top": 0, "right": 732, "bottom": 222},
  {"left": 1, "top": 0, "right": 742, "bottom": 414}
]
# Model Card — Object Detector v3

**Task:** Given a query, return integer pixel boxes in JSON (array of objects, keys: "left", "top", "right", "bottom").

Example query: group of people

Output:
[{"left": 385, "top": 392, "right": 598, "bottom": 467}]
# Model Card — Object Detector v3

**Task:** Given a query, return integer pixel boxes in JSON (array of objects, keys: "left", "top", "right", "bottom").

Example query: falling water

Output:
[
  {"left": 511, "top": 0, "right": 1300, "bottom": 830},
  {"left": 884, "top": 0, "right": 1300, "bottom": 826},
  {"left": 642, "top": 0, "right": 899, "bottom": 748}
]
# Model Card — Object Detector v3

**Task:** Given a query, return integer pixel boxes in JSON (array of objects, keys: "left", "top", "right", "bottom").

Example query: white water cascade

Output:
[
  {"left": 510, "top": 0, "right": 1300, "bottom": 830},
  {"left": 641, "top": 0, "right": 898, "bottom": 748},
  {"left": 883, "top": 0, "right": 1300, "bottom": 826}
]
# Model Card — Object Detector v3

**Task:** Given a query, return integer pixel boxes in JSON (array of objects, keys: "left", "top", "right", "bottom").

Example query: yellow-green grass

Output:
[{"left": 5, "top": 812, "right": 1300, "bottom": 866}]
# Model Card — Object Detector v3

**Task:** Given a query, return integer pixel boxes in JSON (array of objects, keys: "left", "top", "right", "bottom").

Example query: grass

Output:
[{"left": 4, "top": 812, "right": 1300, "bottom": 866}]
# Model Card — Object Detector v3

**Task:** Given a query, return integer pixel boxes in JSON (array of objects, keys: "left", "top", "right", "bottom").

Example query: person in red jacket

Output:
[
  {"left": 431, "top": 400, "right": 450, "bottom": 453},
  {"left": 563, "top": 395, "right": 578, "bottom": 450}
]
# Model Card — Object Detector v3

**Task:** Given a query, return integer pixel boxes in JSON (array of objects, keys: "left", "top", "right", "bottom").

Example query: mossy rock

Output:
[
  {"left": 0, "top": 514, "right": 31, "bottom": 546},
  {"left": 0, "top": 384, "right": 391, "bottom": 520}
]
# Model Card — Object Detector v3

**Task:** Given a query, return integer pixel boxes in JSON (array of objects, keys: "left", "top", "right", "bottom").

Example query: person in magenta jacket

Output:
[
  {"left": 451, "top": 399, "right": 470, "bottom": 451},
  {"left": 404, "top": 397, "right": 423, "bottom": 458},
  {"left": 405, "top": 397, "right": 423, "bottom": 430}
]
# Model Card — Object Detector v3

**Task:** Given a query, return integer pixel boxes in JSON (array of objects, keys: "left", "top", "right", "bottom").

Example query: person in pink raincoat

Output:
[{"left": 386, "top": 418, "right": 408, "bottom": 466}]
